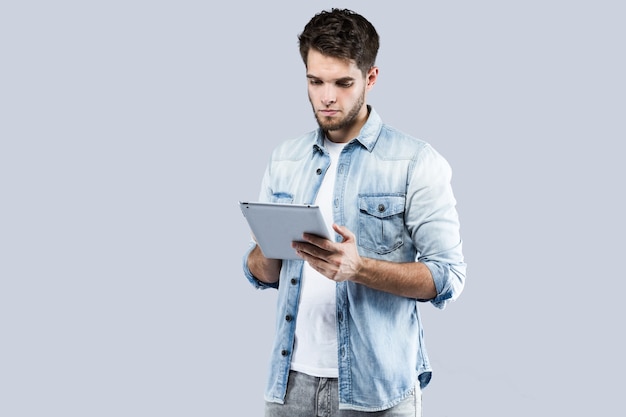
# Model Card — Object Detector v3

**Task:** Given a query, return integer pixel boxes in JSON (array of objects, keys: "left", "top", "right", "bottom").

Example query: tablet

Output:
[{"left": 239, "top": 201, "right": 332, "bottom": 260}]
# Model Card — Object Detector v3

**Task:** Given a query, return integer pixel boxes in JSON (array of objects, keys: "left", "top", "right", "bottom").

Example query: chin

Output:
[{"left": 316, "top": 117, "right": 342, "bottom": 131}]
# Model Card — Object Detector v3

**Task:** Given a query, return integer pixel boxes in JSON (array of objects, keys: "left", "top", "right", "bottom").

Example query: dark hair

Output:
[{"left": 298, "top": 8, "right": 379, "bottom": 75}]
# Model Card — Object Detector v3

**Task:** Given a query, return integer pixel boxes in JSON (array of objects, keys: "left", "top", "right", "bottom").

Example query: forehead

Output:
[{"left": 306, "top": 49, "right": 362, "bottom": 79}]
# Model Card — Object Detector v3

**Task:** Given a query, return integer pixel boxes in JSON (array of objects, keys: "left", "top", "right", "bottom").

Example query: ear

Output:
[{"left": 366, "top": 66, "right": 379, "bottom": 90}]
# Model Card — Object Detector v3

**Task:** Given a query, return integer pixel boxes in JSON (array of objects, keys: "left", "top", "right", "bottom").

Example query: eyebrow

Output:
[{"left": 306, "top": 74, "right": 356, "bottom": 83}]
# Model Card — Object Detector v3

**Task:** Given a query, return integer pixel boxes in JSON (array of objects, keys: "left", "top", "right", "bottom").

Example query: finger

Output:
[
  {"left": 301, "top": 254, "right": 336, "bottom": 280},
  {"left": 301, "top": 233, "right": 334, "bottom": 251},
  {"left": 293, "top": 241, "right": 326, "bottom": 258}
]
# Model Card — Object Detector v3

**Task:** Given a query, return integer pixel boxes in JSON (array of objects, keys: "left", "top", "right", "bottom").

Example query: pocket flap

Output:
[{"left": 358, "top": 195, "right": 405, "bottom": 219}]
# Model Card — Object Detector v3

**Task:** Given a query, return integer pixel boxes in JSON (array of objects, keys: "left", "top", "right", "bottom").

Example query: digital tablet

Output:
[{"left": 239, "top": 201, "right": 332, "bottom": 260}]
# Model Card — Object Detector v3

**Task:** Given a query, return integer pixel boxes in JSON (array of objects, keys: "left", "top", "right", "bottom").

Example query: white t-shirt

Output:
[{"left": 290, "top": 138, "right": 347, "bottom": 378}]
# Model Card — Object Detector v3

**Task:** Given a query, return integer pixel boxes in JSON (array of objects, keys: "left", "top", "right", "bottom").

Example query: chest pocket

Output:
[{"left": 357, "top": 194, "right": 405, "bottom": 254}]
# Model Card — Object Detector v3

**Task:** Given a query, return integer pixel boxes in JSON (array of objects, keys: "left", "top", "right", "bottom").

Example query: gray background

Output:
[{"left": 1, "top": 1, "right": 624, "bottom": 416}]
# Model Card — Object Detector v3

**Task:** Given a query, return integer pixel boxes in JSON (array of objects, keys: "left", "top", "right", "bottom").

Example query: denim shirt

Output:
[{"left": 242, "top": 107, "right": 466, "bottom": 412}]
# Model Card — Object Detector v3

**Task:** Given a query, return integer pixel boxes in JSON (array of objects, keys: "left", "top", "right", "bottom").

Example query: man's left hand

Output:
[{"left": 292, "top": 224, "right": 362, "bottom": 282}]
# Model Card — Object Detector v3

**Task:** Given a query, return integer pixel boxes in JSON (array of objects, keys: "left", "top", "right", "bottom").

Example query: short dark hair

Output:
[{"left": 298, "top": 8, "right": 379, "bottom": 75}]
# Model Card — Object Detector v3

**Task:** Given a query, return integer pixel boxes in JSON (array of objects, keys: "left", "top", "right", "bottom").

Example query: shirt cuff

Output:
[{"left": 242, "top": 242, "right": 279, "bottom": 290}]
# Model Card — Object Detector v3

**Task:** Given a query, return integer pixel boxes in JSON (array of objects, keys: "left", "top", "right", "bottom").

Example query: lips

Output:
[{"left": 319, "top": 110, "right": 339, "bottom": 116}]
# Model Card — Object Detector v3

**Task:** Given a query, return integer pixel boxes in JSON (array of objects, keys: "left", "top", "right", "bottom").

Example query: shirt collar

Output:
[{"left": 313, "top": 106, "right": 383, "bottom": 154}]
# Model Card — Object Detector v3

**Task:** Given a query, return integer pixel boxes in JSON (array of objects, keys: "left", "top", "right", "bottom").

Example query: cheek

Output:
[{"left": 344, "top": 91, "right": 361, "bottom": 105}]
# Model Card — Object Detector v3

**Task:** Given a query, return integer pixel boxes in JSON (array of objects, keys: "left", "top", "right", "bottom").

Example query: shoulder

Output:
[
  {"left": 375, "top": 124, "right": 435, "bottom": 158},
  {"left": 375, "top": 124, "right": 452, "bottom": 178}
]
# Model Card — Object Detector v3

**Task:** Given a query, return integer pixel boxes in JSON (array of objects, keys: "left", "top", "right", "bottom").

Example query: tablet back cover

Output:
[{"left": 239, "top": 202, "right": 331, "bottom": 260}]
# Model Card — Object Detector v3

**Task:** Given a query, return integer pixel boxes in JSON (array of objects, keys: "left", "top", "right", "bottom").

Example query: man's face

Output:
[{"left": 306, "top": 49, "right": 377, "bottom": 142}]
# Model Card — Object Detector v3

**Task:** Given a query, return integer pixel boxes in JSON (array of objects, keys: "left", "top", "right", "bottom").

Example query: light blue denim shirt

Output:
[{"left": 242, "top": 107, "right": 466, "bottom": 412}]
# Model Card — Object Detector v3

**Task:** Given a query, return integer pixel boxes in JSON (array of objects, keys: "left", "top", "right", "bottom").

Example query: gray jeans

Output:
[{"left": 265, "top": 371, "right": 422, "bottom": 417}]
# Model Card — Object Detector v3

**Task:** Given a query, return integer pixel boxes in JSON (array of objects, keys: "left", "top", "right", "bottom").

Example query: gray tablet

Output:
[{"left": 239, "top": 201, "right": 332, "bottom": 260}]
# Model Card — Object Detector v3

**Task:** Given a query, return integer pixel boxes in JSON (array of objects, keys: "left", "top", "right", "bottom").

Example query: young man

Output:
[{"left": 243, "top": 8, "right": 466, "bottom": 416}]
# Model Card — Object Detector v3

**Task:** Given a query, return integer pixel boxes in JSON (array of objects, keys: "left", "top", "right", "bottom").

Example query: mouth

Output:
[{"left": 319, "top": 109, "right": 339, "bottom": 117}]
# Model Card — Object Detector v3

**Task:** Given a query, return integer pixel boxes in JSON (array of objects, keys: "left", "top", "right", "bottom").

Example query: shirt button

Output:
[
  {"left": 281, "top": 349, "right": 288, "bottom": 356},
  {"left": 290, "top": 278, "right": 297, "bottom": 285},
  {"left": 285, "top": 315, "right": 292, "bottom": 322},
  {"left": 316, "top": 168, "right": 322, "bottom": 175},
  {"left": 378, "top": 204, "right": 385, "bottom": 212}
]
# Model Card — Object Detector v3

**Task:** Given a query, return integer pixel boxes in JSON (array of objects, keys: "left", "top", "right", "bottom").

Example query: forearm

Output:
[
  {"left": 247, "top": 245, "right": 282, "bottom": 284},
  {"left": 353, "top": 258, "right": 437, "bottom": 300}
]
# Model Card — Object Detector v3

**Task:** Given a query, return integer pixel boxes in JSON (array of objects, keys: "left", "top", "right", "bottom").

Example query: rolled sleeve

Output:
[
  {"left": 422, "top": 251, "right": 466, "bottom": 309},
  {"left": 242, "top": 241, "right": 279, "bottom": 290}
]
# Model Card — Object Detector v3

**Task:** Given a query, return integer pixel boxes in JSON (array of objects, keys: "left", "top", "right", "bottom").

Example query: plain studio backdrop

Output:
[{"left": 1, "top": 1, "right": 624, "bottom": 416}]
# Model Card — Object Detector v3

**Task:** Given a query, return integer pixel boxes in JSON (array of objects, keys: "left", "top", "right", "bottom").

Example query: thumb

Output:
[{"left": 332, "top": 223, "right": 355, "bottom": 242}]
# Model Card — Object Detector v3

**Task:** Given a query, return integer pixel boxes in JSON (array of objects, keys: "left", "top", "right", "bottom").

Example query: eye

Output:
[
  {"left": 309, "top": 79, "right": 323, "bottom": 85},
  {"left": 337, "top": 81, "right": 353, "bottom": 88}
]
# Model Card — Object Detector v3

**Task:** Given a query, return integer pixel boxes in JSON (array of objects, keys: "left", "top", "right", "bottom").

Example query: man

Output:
[{"left": 243, "top": 8, "right": 466, "bottom": 416}]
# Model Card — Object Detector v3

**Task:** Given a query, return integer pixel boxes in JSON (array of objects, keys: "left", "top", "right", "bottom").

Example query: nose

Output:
[{"left": 322, "top": 86, "right": 336, "bottom": 106}]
